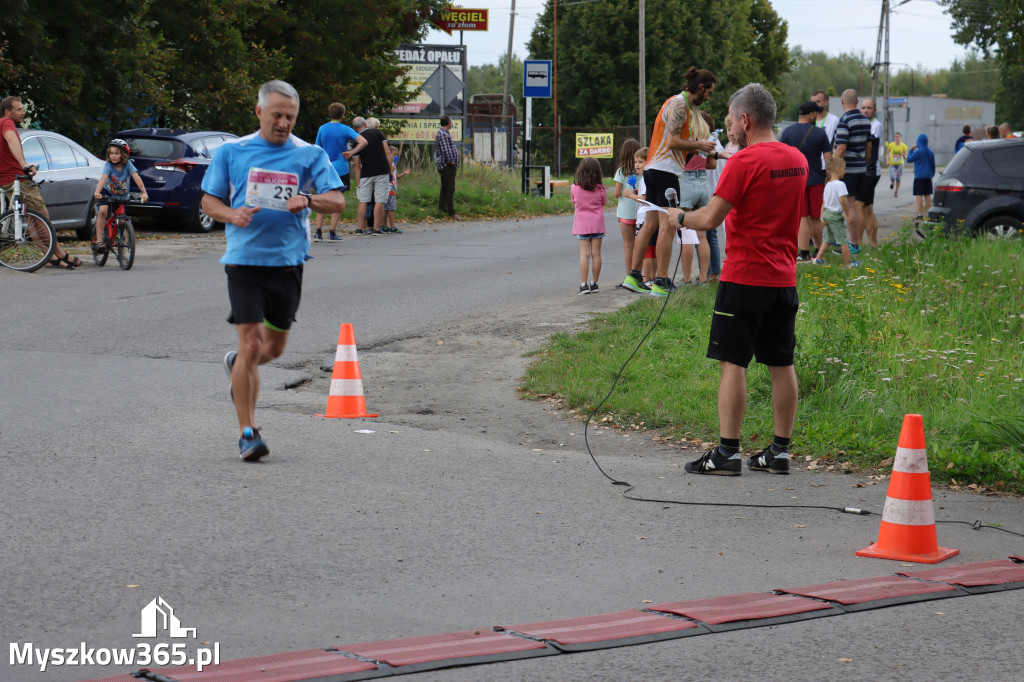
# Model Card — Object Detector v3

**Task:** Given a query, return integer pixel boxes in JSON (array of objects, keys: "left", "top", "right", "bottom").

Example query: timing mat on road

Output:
[{"left": 88, "top": 557, "right": 1024, "bottom": 682}]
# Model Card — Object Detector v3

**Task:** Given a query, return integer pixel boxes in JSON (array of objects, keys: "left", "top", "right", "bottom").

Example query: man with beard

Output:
[{"left": 622, "top": 67, "right": 719, "bottom": 297}]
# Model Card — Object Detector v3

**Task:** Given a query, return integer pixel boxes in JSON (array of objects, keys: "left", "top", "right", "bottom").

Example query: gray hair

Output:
[
  {"left": 728, "top": 83, "right": 776, "bottom": 130},
  {"left": 257, "top": 80, "right": 300, "bottom": 111},
  {"left": 366, "top": 117, "right": 380, "bottom": 129},
  {"left": 352, "top": 116, "right": 366, "bottom": 129}
]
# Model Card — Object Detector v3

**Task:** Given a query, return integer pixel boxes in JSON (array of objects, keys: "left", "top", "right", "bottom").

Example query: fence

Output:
[{"left": 527, "top": 125, "right": 643, "bottom": 178}]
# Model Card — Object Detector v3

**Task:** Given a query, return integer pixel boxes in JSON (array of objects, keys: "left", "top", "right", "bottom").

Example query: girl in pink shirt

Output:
[{"left": 571, "top": 157, "right": 607, "bottom": 294}]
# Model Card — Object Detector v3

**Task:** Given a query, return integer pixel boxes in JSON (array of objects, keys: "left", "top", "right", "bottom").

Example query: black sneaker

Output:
[
  {"left": 684, "top": 448, "right": 742, "bottom": 476},
  {"left": 589, "top": 282, "right": 599, "bottom": 293},
  {"left": 579, "top": 283, "right": 591, "bottom": 295},
  {"left": 747, "top": 446, "right": 791, "bottom": 474}
]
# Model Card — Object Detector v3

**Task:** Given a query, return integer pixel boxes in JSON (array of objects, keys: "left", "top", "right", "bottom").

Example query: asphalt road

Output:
[{"left": 1, "top": 193, "right": 1021, "bottom": 682}]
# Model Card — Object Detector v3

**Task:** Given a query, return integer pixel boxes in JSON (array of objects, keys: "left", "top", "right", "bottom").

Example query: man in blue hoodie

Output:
[{"left": 906, "top": 134, "right": 935, "bottom": 219}]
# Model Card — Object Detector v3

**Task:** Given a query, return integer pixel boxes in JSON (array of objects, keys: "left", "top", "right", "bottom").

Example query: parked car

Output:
[
  {"left": 928, "top": 137, "right": 1024, "bottom": 238},
  {"left": 16, "top": 129, "right": 105, "bottom": 240},
  {"left": 114, "top": 129, "right": 237, "bottom": 232}
]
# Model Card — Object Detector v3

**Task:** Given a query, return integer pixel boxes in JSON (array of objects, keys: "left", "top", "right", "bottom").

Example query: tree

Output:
[
  {"left": 778, "top": 48, "right": 872, "bottom": 120},
  {"left": 248, "top": 0, "right": 444, "bottom": 140},
  {"left": 0, "top": 0, "right": 446, "bottom": 147},
  {"left": 142, "top": 0, "right": 285, "bottom": 135},
  {"left": 940, "top": 0, "right": 1024, "bottom": 126},
  {"left": 526, "top": 0, "right": 791, "bottom": 132},
  {"left": 466, "top": 53, "right": 524, "bottom": 102},
  {"left": 1, "top": 0, "right": 168, "bottom": 148}
]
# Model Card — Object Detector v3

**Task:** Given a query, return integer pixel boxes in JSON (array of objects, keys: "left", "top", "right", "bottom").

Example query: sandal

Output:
[
  {"left": 92, "top": 241, "right": 107, "bottom": 254},
  {"left": 45, "top": 253, "right": 79, "bottom": 270}
]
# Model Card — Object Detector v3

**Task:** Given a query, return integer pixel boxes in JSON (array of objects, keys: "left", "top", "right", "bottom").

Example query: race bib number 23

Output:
[{"left": 246, "top": 167, "right": 300, "bottom": 211}]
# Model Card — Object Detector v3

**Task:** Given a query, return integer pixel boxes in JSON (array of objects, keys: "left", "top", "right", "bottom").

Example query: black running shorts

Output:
[
  {"left": 706, "top": 282, "right": 798, "bottom": 368},
  {"left": 856, "top": 173, "right": 880, "bottom": 205},
  {"left": 225, "top": 264, "right": 304, "bottom": 331},
  {"left": 643, "top": 168, "right": 681, "bottom": 208}
]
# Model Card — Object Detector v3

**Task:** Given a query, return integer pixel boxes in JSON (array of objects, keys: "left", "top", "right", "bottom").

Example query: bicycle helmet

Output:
[{"left": 108, "top": 138, "right": 130, "bottom": 155}]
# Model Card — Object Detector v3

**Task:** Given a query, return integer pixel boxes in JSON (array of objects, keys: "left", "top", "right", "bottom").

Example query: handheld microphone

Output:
[{"left": 664, "top": 187, "right": 678, "bottom": 208}]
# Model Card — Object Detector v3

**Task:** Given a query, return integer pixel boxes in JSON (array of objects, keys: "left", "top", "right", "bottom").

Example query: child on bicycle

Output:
[{"left": 93, "top": 138, "right": 147, "bottom": 251}]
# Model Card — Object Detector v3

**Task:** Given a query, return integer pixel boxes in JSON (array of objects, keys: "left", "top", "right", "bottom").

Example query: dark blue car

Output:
[{"left": 115, "top": 129, "right": 237, "bottom": 232}]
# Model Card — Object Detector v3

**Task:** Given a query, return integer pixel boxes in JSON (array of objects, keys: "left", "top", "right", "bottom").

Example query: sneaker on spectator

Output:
[
  {"left": 588, "top": 282, "right": 599, "bottom": 293},
  {"left": 328, "top": 232, "right": 344, "bottom": 241},
  {"left": 684, "top": 448, "right": 742, "bottom": 475},
  {"left": 849, "top": 242, "right": 861, "bottom": 255},
  {"left": 811, "top": 258, "right": 825, "bottom": 265},
  {"left": 622, "top": 274, "right": 650, "bottom": 293},
  {"left": 649, "top": 278, "right": 670, "bottom": 297},
  {"left": 314, "top": 230, "right": 323, "bottom": 241},
  {"left": 849, "top": 260, "right": 862, "bottom": 268},
  {"left": 238, "top": 426, "right": 269, "bottom": 461},
  {"left": 832, "top": 246, "right": 843, "bottom": 256},
  {"left": 747, "top": 446, "right": 790, "bottom": 474},
  {"left": 579, "top": 283, "right": 590, "bottom": 295}
]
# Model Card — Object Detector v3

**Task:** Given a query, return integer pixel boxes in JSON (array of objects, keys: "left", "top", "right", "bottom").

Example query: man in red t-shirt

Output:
[
  {"left": 667, "top": 83, "right": 807, "bottom": 477},
  {"left": 1, "top": 95, "right": 81, "bottom": 268}
]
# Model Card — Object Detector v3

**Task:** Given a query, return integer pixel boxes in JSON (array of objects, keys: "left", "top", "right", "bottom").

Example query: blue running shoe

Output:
[{"left": 239, "top": 427, "right": 269, "bottom": 461}]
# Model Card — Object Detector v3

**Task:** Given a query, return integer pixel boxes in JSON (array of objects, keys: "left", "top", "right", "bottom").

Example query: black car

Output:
[
  {"left": 928, "top": 138, "right": 1024, "bottom": 238},
  {"left": 114, "top": 129, "right": 237, "bottom": 232}
]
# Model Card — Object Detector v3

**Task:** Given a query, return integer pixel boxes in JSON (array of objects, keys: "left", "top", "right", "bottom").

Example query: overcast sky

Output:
[{"left": 423, "top": 0, "right": 973, "bottom": 75}]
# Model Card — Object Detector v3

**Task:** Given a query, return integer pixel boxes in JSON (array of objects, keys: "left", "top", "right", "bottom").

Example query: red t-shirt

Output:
[
  {"left": 0, "top": 117, "right": 25, "bottom": 185},
  {"left": 714, "top": 141, "right": 807, "bottom": 287}
]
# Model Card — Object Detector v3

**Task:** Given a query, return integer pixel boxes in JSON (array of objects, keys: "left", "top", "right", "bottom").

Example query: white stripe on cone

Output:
[
  {"left": 334, "top": 346, "right": 359, "bottom": 363},
  {"left": 330, "top": 379, "right": 365, "bottom": 396},
  {"left": 881, "top": 497, "right": 936, "bottom": 526},
  {"left": 892, "top": 447, "right": 929, "bottom": 473}
]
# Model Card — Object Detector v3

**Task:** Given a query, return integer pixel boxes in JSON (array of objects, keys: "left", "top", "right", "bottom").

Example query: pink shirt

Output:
[{"left": 570, "top": 183, "right": 607, "bottom": 235}]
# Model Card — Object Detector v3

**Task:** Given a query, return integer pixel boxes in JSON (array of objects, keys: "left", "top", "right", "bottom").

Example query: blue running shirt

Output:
[{"left": 203, "top": 132, "right": 342, "bottom": 266}]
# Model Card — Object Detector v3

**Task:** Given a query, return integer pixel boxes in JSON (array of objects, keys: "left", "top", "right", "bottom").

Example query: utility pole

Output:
[
  {"left": 501, "top": 0, "right": 516, "bottom": 123},
  {"left": 639, "top": 0, "right": 646, "bottom": 143},
  {"left": 872, "top": 0, "right": 891, "bottom": 148}
]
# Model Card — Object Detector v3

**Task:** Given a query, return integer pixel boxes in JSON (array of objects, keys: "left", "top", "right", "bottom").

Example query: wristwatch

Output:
[{"left": 298, "top": 191, "right": 312, "bottom": 208}]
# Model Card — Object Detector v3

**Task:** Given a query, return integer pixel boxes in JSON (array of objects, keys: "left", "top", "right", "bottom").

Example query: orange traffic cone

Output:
[
  {"left": 856, "top": 414, "right": 958, "bottom": 563},
  {"left": 316, "top": 324, "right": 379, "bottom": 419}
]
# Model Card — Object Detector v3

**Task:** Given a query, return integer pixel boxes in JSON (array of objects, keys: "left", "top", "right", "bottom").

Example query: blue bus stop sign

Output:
[{"left": 523, "top": 60, "right": 552, "bottom": 98}]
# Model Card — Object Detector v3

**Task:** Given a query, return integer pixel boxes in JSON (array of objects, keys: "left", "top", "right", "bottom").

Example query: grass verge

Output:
[{"left": 521, "top": 223, "right": 1024, "bottom": 494}]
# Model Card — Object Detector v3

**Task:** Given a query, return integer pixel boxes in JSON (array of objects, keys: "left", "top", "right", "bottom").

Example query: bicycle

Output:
[
  {"left": 92, "top": 192, "right": 138, "bottom": 270},
  {"left": 0, "top": 172, "right": 58, "bottom": 272}
]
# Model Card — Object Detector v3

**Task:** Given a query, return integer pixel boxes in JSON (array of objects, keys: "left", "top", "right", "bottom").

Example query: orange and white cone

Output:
[
  {"left": 856, "top": 414, "right": 958, "bottom": 563},
  {"left": 316, "top": 324, "right": 379, "bottom": 419}
]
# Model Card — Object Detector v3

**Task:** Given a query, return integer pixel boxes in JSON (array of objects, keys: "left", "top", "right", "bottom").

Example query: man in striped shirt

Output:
[{"left": 833, "top": 89, "right": 873, "bottom": 254}]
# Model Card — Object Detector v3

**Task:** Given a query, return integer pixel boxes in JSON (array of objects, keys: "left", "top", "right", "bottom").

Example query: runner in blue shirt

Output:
[{"left": 201, "top": 80, "right": 344, "bottom": 461}]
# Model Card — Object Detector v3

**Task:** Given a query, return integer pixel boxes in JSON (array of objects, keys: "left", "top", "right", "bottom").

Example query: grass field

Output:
[{"left": 521, "top": 224, "right": 1024, "bottom": 494}]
